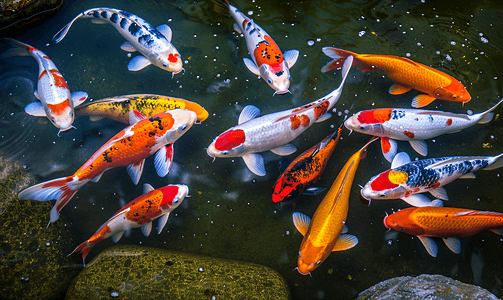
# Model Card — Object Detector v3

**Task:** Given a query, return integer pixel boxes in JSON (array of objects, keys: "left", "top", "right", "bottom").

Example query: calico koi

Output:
[
  {"left": 53, "top": 7, "right": 183, "bottom": 75},
  {"left": 321, "top": 47, "right": 471, "bottom": 108},
  {"left": 18, "top": 109, "right": 197, "bottom": 225}
]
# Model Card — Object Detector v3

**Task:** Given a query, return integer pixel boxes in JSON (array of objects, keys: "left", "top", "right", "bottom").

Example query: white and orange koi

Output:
[
  {"left": 1, "top": 38, "right": 88, "bottom": 134},
  {"left": 70, "top": 183, "right": 188, "bottom": 264},
  {"left": 213, "top": 0, "right": 299, "bottom": 94},
  {"left": 53, "top": 8, "right": 183, "bottom": 75},
  {"left": 206, "top": 56, "right": 353, "bottom": 176},
  {"left": 345, "top": 99, "right": 503, "bottom": 162},
  {"left": 18, "top": 109, "right": 197, "bottom": 225}
]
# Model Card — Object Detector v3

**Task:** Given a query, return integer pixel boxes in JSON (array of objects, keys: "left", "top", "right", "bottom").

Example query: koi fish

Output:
[
  {"left": 18, "top": 109, "right": 197, "bottom": 225},
  {"left": 1, "top": 38, "right": 88, "bottom": 134},
  {"left": 292, "top": 137, "right": 377, "bottom": 275},
  {"left": 384, "top": 207, "right": 503, "bottom": 257},
  {"left": 321, "top": 47, "right": 471, "bottom": 108},
  {"left": 206, "top": 56, "right": 353, "bottom": 176},
  {"left": 361, "top": 151, "right": 503, "bottom": 207},
  {"left": 345, "top": 98, "right": 503, "bottom": 161},
  {"left": 272, "top": 122, "right": 344, "bottom": 203},
  {"left": 76, "top": 94, "right": 209, "bottom": 123},
  {"left": 53, "top": 7, "right": 183, "bottom": 75},
  {"left": 70, "top": 183, "right": 188, "bottom": 263},
  {"left": 213, "top": 0, "right": 299, "bottom": 95}
]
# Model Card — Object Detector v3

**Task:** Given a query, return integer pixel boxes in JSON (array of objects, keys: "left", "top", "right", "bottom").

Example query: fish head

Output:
[
  {"left": 344, "top": 109, "right": 391, "bottom": 135},
  {"left": 272, "top": 176, "right": 303, "bottom": 203},
  {"left": 361, "top": 169, "right": 409, "bottom": 200},
  {"left": 296, "top": 242, "right": 330, "bottom": 275},
  {"left": 433, "top": 81, "right": 471, "bottom": 104},
  {"left": 46, "top": 99, "right": 75, "bottom": 131},
  {"left": 150, "top": 49, "right": 184, "bottom": 75},
  {"left": 383, "top": 209, "right": 424, "bottom": 235},
  {"left": 159, "top": 184, "right": 189, "bottom": 211},
  {"left": 156, "top": 109, "right": 197, "bottom": 144},
  {"left": 259, "top": 62, "right": 291, "bottom": 94},
  {"left": 206, "top": 129, "right": 247, "bottom": 158}
]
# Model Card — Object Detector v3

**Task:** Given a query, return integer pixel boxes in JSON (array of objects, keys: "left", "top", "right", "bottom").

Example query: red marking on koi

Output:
[
  {"left": 168, "top": 53, "right": 179, "bottom": 63},
  {"left": 314, "top": 101, "right": 329, "bottom": 119},
  {"left": 381, "top": 138, "right": 391, "bottom": 154},
  {"left": 370, "top": 170, "right": 399, "bottom": 191},
  {"left": 215, "top": 129, "right": 245, "bottom": 151},
  {"left": 38, "top": 70, "right": 48, "bottom": 81},
  {"left": 290, "top": 115, "right": 301, "bottom": 130},
  {"left": 159, "top": 186, "right": 179, "bottom": 209},
  {"left": 446, "top": 118, "right": 452, "bottom": 126},
  {"left": 403, "top": 130, "right": 415, "bottom": 138},
  {"left": 49, "top": 69, "right": 69, "bottom": 89},
  {"left": 357, "top": 109, "right": 393, "bottom": 124},
  {"left": 46, "top": 99, "right": 70, "bottom": 115},
  {"left": 299, "top": 115, "right": 310, "bottom": 127}
]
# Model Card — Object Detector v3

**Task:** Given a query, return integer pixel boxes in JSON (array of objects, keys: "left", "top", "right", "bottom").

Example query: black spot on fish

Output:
[
  {"left": 138, "top": 34, "right": 153, "bottom": 45},
  {"left": 249, "top": 28, "right": 256, "bottom": 35},
  {"left": 92, "top": 11, "right": 100, "bottom": 18},
  {"left": 101, "top": 11, "right": 108, "bottom": 19},
  {"left": 102, "top": 150, "right": 113, "bottom": 163},
  {"left": 129, "top": 22, "right": 141, "bottom": 36},
  {"left": 275, "top": 71, "right": 284, "bottom": 76},
  {"left": 110, "top": 13, "right": 119, "bottom": 23},
  {"left": 120, "top": 18, "right": 128, "bottom": 29},
  {"left": 119, "top": 10, "right": 133, "bottom": 18},
  {"left": 149, "top": 130, "right": 156, "bottom": 137},
  {"left": 246, "top": 23, "right": 252, "bottom": 30}
]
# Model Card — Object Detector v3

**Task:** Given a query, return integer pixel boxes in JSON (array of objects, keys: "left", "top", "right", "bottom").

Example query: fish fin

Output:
[
  {"left": 342, "top": 225, "right": 349, "bottom": 234},
  {"left": 156, "top": 24, "right": 172, "bottom": 41},
  {"left": 18, "top": 176, "right": 82, "bottom": 225},
  {"left": 90, "top": 19, "right": 108, "bottom": 24},
  {"left": 292, "top": 212, "right": 310, "bottom": 236},
  {"left": 477, "top": 112, "right": 494, "bottom": 124},
  {"left": 283, "top": 49, "right": 300, "bottom": 69},
  {"left": 128, "top": 110, "right": 147, "bottom": 124},
  {"left": 315, "top": 112, "right": 332, "bottom": 123},
  {"left": 417, "top": 236, "right": 438, "bottom": 257},
  {"left": 382, "top": 138, "right": 398, "bottom": 163},
  {"left": 459, "top": 172, "right": 476, "bottom": 179},
  {"left": 243, "top": 57, "right": 260, "bottom": 76},
  {"left": 141, "top": 222, "right": 152, "bottom": 237},
  {"left": 242, "top": 153, "right": 266, "bottom": 176},
  {"left": 89, "top": 116, "right": 105, "bottom": 121},
  {"left": 484, "top": 152, "right": 503, "bottom": 171},
  {"left": 303, "top": 187, "right": 326, "bottom": 195},
  {"left": 409, "top": 140, "right": 428, "bottom": 156},
  {"left": 411, "top": 94, "right": 436, "bottom": 108},
  {"left": 429, "top": 187, "right": 448, "bottom": 200},
  {"left": 232, "top": 22, "right": 242, "bottom": 34},
  {"left": 0, "top": 40, "right": 31, "bottom": 57},
  {"left": 391, "top": 151, "right": 411, "bottom": 169},
  {"left": 333, "top": 234, "right": 358, "bottom": 252},
  {"left": 490, "top": 228, "right": 503, "bottom": 235},
  {"left": 154, "top": 143, "right": 174, "bottom": 177},
  {"left": 320, "top": 47, "right": 357, "bottom": 72},
  {"left": 443, "top": 237, "right": 462, "bottom": 254},
  {"left": 34, "top": 89, "right": 41, "bottom": 100},
  {"left": 400, "top": 193, "right": 437, "bottom": 207},
  {"left": 157, "top": 213, "right": 170, "bottom": 234},
  {"left": 358, "top": 66, "right": 377, "bottom": 72},
  {"left": 71, "top": 91, "right": 88, "bottom": 108},
  {"left": 120, "top": 41, "right": 137, "bottom": 52},
  {"left": 124, "top": 229, "right": 132, "bottom": 237},
  {"left": 24, "top": 102, "right": 46, "bottom": 117},
  {"left": 69, "top": 240, "right": 93, "bottom": 264},
  {"left": 128, "top": 56, "right": 152, "bottom": 71},
  {"left": 143, "top": 183, "right": 155, "bottom": 194},
  {"left": 270, "top": 144, "right": 297, "bottom": 156},
  {"left": 278, "top": 157, "right": 290, "bottom": 173},
  {"left": 430, "top": 199, "right": 444, "bottom": 207},
  {"left": 127, "top": 159, "right": 145, "bottom": 185},
  {"left": 238, "top": 105, "right": 261, "bottom": 124},
  {"left": 111, "top": 231, "right": 124, "bottom": 243},
  {"left": 91, "top": 172, "right": 104, "bottom": 183},
  {"left": 389, "top": 84, "right": 412, "bottom": 95}
]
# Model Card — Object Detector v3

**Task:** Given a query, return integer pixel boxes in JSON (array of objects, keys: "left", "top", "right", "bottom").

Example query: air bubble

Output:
[{"left": 307, "top": 40, "right": 315, "bottom": 46}]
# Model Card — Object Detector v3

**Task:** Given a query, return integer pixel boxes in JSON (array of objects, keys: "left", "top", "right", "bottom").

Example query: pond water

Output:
[{"left": 2, "top": 0, "right": 503, "bottom": 299}]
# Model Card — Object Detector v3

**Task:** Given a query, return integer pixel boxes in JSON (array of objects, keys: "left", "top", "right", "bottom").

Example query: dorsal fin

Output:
[
  {"left": 129, "top": 110, "right": 147, "bottom": 124},
  {"left": 143, "top": 183, "right": 155, "bottom": 194}
]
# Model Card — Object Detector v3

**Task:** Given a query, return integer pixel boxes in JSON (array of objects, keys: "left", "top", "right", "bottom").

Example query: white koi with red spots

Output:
[
  {"left": 53, "top": 8, "right": 183, "bottom": 75},
  {"left": 360, "top": 151, "right": 503, "bottom": 207},
  {"left": 345, "top": 98, "right": 503, "bottom": 162},
  {"left": 213, "top": 0, "right": 299, "bottom": 94},
  {"left": 18, "top": 109, "right": 197, "bottom": 225},
  {"left": 70, "top": 183, "right": 188, "bottom": 264},
  {"left": 1, "top": 38, "right": 88, "bottom": 134},
  {"left": 206, "top": 56, "right": 353, "bottom": 176}
]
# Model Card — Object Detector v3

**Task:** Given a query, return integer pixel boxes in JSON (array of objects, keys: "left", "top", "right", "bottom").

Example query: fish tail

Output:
[
  {"left": 484, "top": 152, "right": 503, "bottom": 171},
  {"left": 18, "top": 176, "right": 85, "bottom": 224},
  {"left": 477, "top": 98, "right": 503, "bottom": 124},
  {"left": 68, "top": 240, "right": 93, "bottom": 264},
  {"left": 53, "top": 12, "right": 85, "bottom": 43},
  {"left": 321, "top": 47, "right": 359, "bottom": 72},
  {"left": 360, "top": 136, "right": 379, "bottom": 153},
  {"left": 0, "top": 38, "right": 32, "bottom": 58},
  {"left": 212, "top": 0, "right": 231, "bottom": 18}
]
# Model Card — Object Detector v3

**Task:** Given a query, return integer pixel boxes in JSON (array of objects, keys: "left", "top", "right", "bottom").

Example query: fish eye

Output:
[
  {"left": 222, "top": 150, "right": 229, "bottom": 155},
  {"left": 360, "top": 126, "right": 366, "bottom": 130},
  {"left": 316, "top": 260, "right": 321, "bottom": 265},
  {"left": 70, "top": 112, "right": 74, "bottom": 117},
  {"left": 288, "top": 75, "right": 291, "bottom": 80},
  {"left": 51, "top": 117, "right": 55, "bottom": 123},
  {"left": 379, "top": 194, "right": 386, "bottom": 197},
  {"left": 173, "top": 199, "right": 179, "bottom": 204},
  {"left": 267, "top": 78, "right": 273, "bottom": 84},
  {"left": 179, "top": 124, "right": 187, "bottom": 130},
  {"left": 163, "top": 63, "right": 168, "bottom": 67},
  {"left": 298, "top": 251, "right": 301, "bottom": 257}
]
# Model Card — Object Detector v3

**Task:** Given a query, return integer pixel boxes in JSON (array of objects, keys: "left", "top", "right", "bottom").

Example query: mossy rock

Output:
[
  {"left": 0, "top": 156, "right": 80, "bottom": 300},
  {"left": 66, "top": 245, "right": 291, "bottom": 300},
  {"left": 0, "top": 0, "right": 63, "bottom": 35}
]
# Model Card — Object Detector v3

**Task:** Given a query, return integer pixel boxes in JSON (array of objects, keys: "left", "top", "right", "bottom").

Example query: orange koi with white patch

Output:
[
  {"left": 321, "top": 47, "right": 470, "bottom": 108},
  {"left": 18, "top": 109, "right": 197, "bottom": 225}
]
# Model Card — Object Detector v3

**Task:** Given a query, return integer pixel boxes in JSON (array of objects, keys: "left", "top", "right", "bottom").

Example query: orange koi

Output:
[
  {"left": 292, "top": 137, "right": 378, "bottom": 275},
  {"left": 18, "top": 109, "right": 197, "bottom": 225},
  {"left": 321, "top": 47, "right": 471, "bottom": 108},
  {"left": 384, "top": 207, "right": 503, "bottom": 257}
]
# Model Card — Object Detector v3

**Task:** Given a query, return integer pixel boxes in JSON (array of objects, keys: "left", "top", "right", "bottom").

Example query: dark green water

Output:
[{"left": 1, "top": 0, "right": 503, "bottom": 299}]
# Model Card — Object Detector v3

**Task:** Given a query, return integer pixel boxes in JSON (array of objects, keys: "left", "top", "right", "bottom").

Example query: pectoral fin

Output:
[
  {"left": 411, "top": 94, "right": 436, "bottom": 108},
  {"left": 283, "top": 49, "right": 299, "bottom": 69},
  {"left": 418, "top": 236, "right": 438, "bottom": 257},
  {"left": 303, "top": 187, "right": 326, "bottom": 195},
  {"left": 391, "top": 152, "right": 411, "bottom": 169},
  {"left": 401, "top": 194, "right": 440, "bottom": 207},
  {"left": 315, "top": 113, "right": 332, "bottom": 123},
  {"left": 429, "top": 187, "right": 448, "bottom": 200},
  {"left": 242, "top": 153, "right": 266, "bottom": 176},
  {"left": 25, "top": 102, "right": 46, "bottom": 117},
  {"left": 270, "top": 144, "right": 297, "bottom": 156},
  {"left": 243, "top": 58, "right": 260, "bottom": 76},
  {"left": 128, "top": 56, "right": 152, "bottom": 71},
  {"left": 459, "top": 172, "right": 476, "bottom": 179},
  {"left": 443, "top": 237, "right": 461, "bottom": 254},
  {"left": 381, "top": 137, "right": 398, "bottom": 163},
  {"left": 141, "top": 222, "right": 152, "bottom": 237},
  {"left": 332, "top": 234, "right": 358, "bottom": 251},
  {"left": 120, "top": 41, "right": 137, "bottom": 52},
  {"left": 157, "top": 213, "right": 170, "bottom": 234},
  {"left": 389, "top": 84, "right": 412, "bottom": 95},
  {"left": 233, "top": 23, "right": 242, "bottom": 34},
  {"left": 409, "top": 140, "right": 428, "bottom": 156},
  {"left": 238, "top": 105, "right": 260, "bottom": 124},
  {"left": 292, "top": 212, "right": 310, "bottom": 236},
  {"left": 154, "top": 143, "right": 174, "bottom": 177},
  {"left": 156, "top": 24, "right": 172, "bottom": 41},
  {"left": 111, "top": 231, "right": 124, "bottom": 243},
  {"left": 91, "top": 172, "right": 104, "bottom": 183},
  {"left": 71, "top": 91, "right": 88, "bottom": 108},
  {"left": 126, "top": 159, "right": 145, "bottom": 185}
]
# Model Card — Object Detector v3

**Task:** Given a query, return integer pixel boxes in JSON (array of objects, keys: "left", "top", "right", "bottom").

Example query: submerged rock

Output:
[
  {"left": 0, "top": 0, "right": 63, "bottom": 35},
  {"left": 0, "top": 156, "right": 80, "bottom": 300},
  {"left": 357, "top": 274, "right": 498, "bottom": 300},
  {"left": 66, "top": 245, "right": 290, "bottom": 300}
]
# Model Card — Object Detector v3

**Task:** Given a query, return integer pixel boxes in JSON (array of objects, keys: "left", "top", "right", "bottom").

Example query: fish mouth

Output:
[
  {"left": 57, "top": 125, "right": 76, "bottom": 136},
  {"left": 294, "top": 267, "right": 311, "bottom": 276},
  {"left": 360, "top": 187, "right": 372, "bottom": 203},
  {"left": 273, "top": 89, "right": 291, "bottom": 96},
  {"left": 383, "top": 213, "right": 390, "bottom": 229}
]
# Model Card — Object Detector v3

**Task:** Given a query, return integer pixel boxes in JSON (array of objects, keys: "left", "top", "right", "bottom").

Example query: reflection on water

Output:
[{"left": 2, "top": 0, "right": 503, "bottom": 298}]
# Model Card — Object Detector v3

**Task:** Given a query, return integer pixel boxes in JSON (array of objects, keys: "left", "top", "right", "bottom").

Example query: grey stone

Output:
[{"left": 0, "top": 0, "right": 63, "bottom": 35}]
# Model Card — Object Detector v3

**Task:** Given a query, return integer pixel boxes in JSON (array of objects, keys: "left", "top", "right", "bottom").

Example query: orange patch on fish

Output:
[
  {"left": 215, "top": 129, "right": 246, "bottom": 151},
  {"left": 299, "top": 115, "right": 310, "bottom": 127},
  {"left": 49, "top": 69, "right": 69, "bottom": 89},
  {"left": 290, "top": 115, "right": 301, "bottom": 130},
  {"left": 314, "top": 101, "right": 329, "bottom": 119},
  {"left": 254, "top": 35, "right": 283, "bottom": 67},
  {"left": 381, "top": 138, "right": 391, "bottom": 154},
  {"left": 358, "top": 109, "right": 393, "bottom": 124},
  {"left": 446, "top": 118, "right": 452, "bottom": 126},
  {"left": 46, "top": 99, "right": 71, "bottom": 115},
  {"left": 403, "top": 130, "right": 415, "bottom": 138},
  {"left": 168, "top": 53, "right": 179, "bottom": 63},
  {"left": 388, "top": 170, "right": 408, "bottom": 185}
]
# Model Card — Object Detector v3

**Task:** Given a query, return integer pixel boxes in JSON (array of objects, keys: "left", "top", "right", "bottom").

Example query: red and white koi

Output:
[
  {"left": 53, "top": 7, "right": 183, "bottom": 75},
  {"left": 361, "top": 151, "right": 503, "bottom": 207},
  {"left": 213, "top": 0, "right": 299, "bottom": 95},
  {"left": 206, "top": 56, "right": 353, "bottom": 176},
  {"left": 345, "top": 98, "right": 503, "bottom": 162},
  {"left": 70, "top": 183, "right": 188, "bottom": 264},
  {"left": 18, "top": 109, "right": 197, "bottom": 225},
  {"left": 1, "top": 38, "right": 88, "bottom": 134}
]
